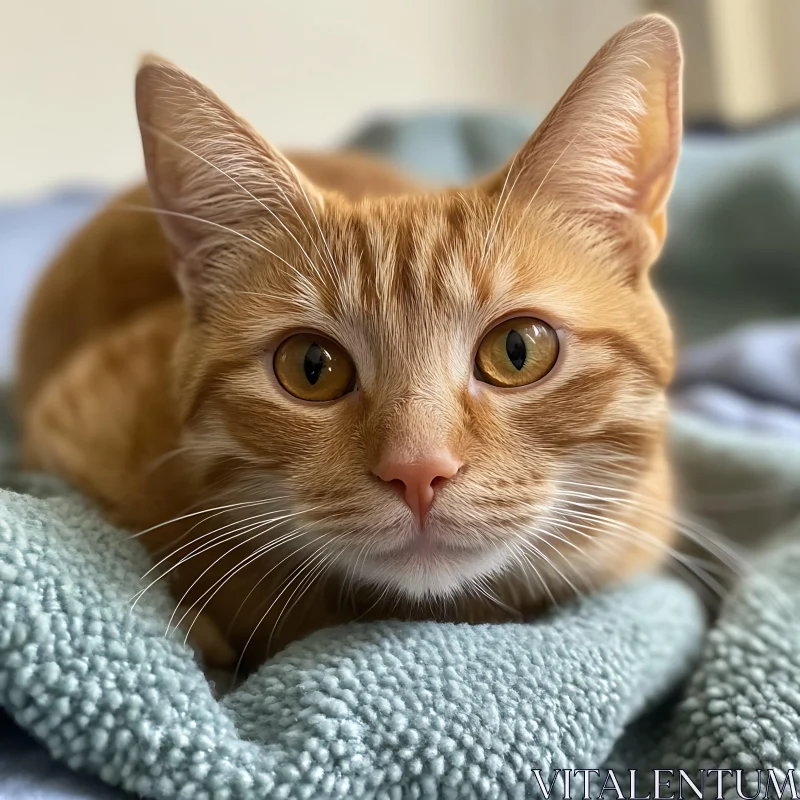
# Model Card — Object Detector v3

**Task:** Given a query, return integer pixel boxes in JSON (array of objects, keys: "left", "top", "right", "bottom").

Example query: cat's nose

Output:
[{"left": 374, "top": 452, "right": 462, "bottom": 527}]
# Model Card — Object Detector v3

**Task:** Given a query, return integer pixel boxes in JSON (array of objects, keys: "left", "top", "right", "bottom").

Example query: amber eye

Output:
[
  {"left": 274, "top": 333, "right": 356, "bottom": 401},
  {"left": 475, "top": 317, "right": 559, "bottom": 387}
]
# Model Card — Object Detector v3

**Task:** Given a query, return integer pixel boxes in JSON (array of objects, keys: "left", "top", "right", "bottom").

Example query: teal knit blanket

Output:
[{"left": 2, "top": 393, "right": 800, "bottom": 797}]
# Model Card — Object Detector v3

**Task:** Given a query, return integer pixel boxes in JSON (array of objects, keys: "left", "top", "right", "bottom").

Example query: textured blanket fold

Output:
[{"left": 2, "top": 403, "right": 800, "bottom": 798}]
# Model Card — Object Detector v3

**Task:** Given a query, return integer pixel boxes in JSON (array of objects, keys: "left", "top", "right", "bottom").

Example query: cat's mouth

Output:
[
  {"left": 351, "top": 532, "right": 508, "bottom": 598},
  {"left": 384, "top": 537, "right": 482, "bottom": 562}
]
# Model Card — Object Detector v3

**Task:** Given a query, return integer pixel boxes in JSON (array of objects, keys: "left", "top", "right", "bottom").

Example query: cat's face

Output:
[
  {"left": 174, "top": 195, "right": 674, "bottom": 599},
  {"left": 137, "top": 15, "right": 682, "bottom": 601}
]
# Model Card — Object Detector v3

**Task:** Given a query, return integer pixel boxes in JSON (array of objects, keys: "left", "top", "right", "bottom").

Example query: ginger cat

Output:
[{"left": 17, "top": 16, "right": 682, "bottom": 670}]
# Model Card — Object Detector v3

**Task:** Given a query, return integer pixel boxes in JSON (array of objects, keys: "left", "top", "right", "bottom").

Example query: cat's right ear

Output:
[
  {"left": 475, "top": 15, "right": 682, "bottom": 272},
  {"left": 135, "top": 56, "right": 322, "bottom": 298}
]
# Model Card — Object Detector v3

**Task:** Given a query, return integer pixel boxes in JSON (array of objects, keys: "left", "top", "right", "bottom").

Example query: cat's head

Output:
[{"left": 136, "top": 15, "right": 682, "bottom": 601}]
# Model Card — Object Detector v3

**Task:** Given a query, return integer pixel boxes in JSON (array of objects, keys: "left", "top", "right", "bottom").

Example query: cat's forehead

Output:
[
  {"left": 299, "top": 194, "right": 492, "bottom": 385},
  {"left": 337, "top": 194, "right": 495, "bottom": 319},
  {"left": 228, "top": 192, "right": 651, "bottom": 364},
  {"left": 316, "top": 193, "right": 612, "bottom": 336}
]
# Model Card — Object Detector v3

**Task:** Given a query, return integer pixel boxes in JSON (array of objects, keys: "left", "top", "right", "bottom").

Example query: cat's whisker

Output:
[
  {"left": 266, "top": 547, "right": 338, "bottom": 656},
  {"left": 515, "top": 532, "right": 586, "bottom": 599},
  {"left": 559, "top": 486, "right": 736, "bottom": 551},
  {"left": 537, "top": 510, "right": 729, "bottom": 600},
  {"left": 139, "top": 501, "right": 297, "bottom": 579},
  {"left": 479, "top": 150, "right": 522, "bottom": 272},
  {"left": 176, "top": 526, "right": 318, "bottom": 645},
  {"left": 468, "top": 573, "right": 519, "bottom": 617},
  {"left": 494, "top": 130, "right": 583, "bottom": 269},
  {"left": 554, "top": 483, "right": 750, "bottom": 578},
  {"left": 555, "top": 463, "right": 759, "bottom": 574},
  {"left": 528, "top": 521, "right": 587, "bottom": 558},
  {"left": 162, "top": 507, "right": 311, "bottom": 577},
  {"left": 190, "top": 510, "right": 340, "bottom": 633},
  {"left": 534, "top": 527, "right": 598, "bottom": 596},
  {"left": 133, "top": 518, "right": 290, "bottom": 614},
  {"left": 135, "top": 498, "right": 295, "bottom": 562},
  {"left": 222, "top": 525, "right": 337, "bottom": 638},
  {"left": 233, "top": 542, "right": 332, "bottom": 682},
  {"left": 287, "top": 161, "right": 341, "bottom": 281},
  {"left": 605, "top": 529, "right": 729, "bottom": 600},
  {"left": 147, "top": 502, "right": 289, "bottom": 560},
  {"left": 348, "top": 554, "right": 396, "bottom": 623},
  {"left": 507, "top": 541, "right": 558, "bottom": 606},
  {"left": 560, "top": 521, "right": 727, "bottom": 603},
  {"left": 131, "top": 507, "right": 314, "bottom": 612},
  {"left": 142, "top": 446, "right": 192, "bottom": 476},
  {"left": 343, "top": 531, "right": 384, "bottom": 591},
  {"left": 130, "top": 496, "right": 288, "bottom": 539},
  {"left": 169, "top": 522, "right": 314, "bottom": 638},
  {"left": 113, "top": 202, "right": 317, "bottom": 296},
  {"left": 337, "top": 535, "right": 371, "bottom": 613},
  {"left": 173, "top": 530, "right": 306, "bottom": 641}
]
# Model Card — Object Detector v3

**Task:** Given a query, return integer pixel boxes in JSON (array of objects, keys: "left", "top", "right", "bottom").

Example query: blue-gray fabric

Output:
[
  {"left": 673, "top": 321, "right": 800, "bottom": 438},
  {"left": 2, "top": 112, "right": 800, "bottom": 798}
]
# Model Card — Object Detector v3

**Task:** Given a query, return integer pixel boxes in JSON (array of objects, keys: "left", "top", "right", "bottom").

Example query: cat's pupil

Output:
[
  {"left": 506, "top": 330, "right": 526, "bottom": 371},
  {"left": 303, "top": 343, "right": 326, "bottom": 385}
]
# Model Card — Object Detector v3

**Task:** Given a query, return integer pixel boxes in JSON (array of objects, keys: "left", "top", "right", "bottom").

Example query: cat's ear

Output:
[
  {"left": 135, "top": 56, "right": 322, "bottom": 290},
  {"left": 478, "top": 14, "right": 682, "bottom": 267}
]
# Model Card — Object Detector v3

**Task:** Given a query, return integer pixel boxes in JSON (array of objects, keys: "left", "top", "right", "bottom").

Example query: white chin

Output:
[{"left": 353, "top": 547, "right": 509, "bottom": 600}]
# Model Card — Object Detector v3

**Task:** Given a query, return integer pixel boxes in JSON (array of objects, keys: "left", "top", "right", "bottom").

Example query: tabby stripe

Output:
[
  {"left": 574, "top": 329, "right": 663, "bottom": 383},
  {"left": 560, "top": 421, "right": 661, "bottom": 454}
]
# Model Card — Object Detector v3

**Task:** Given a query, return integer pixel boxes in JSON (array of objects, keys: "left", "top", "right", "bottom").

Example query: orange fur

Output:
[{"left": 18, "top": 16, "right": 683, "bottom": 668}]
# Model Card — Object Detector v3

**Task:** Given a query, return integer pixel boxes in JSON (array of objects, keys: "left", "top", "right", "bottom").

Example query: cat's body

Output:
[{"left": 18, "top": 17, "right": 682, "bottom": 668}]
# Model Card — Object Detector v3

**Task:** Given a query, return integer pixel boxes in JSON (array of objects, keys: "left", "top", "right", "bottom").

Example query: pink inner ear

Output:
[{"left": 629, "top": 57, "right": 682, "bottom": 219}]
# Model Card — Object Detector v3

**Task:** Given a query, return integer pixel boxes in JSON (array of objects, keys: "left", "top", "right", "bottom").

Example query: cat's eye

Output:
[
  {"left": 475, "top": 317, "right": 559, "bottom": 388},
  {"left": 274, "top": 333, "right": 356, "bottom": 401}
]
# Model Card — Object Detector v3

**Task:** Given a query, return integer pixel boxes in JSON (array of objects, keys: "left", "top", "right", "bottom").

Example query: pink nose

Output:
[{"left": 374, "top": 452, "right": 462, "bottom": 526}]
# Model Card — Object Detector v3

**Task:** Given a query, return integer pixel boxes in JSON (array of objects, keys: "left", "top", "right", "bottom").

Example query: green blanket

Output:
[{"left": 2, "top": 389, "right": 800, "bottom": 797}]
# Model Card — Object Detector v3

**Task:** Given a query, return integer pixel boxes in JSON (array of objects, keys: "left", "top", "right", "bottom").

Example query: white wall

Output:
[
  {"left": 653, "top": 0, "right": 800, "bottom": 124},
  {"left": 0, "top": 0, "right": 643, "bottom": 198}
]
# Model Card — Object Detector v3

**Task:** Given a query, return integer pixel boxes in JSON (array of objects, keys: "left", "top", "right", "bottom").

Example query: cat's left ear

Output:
[
  {"left": 135, "top": 56, "right": 323, "bottom": 300},
  {"left": 478, "top": 14, "right": 682, "bottom": 268}
]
